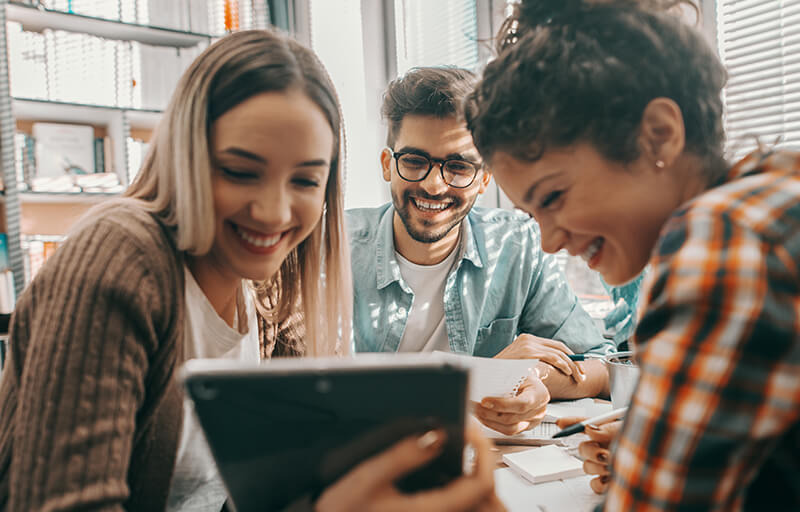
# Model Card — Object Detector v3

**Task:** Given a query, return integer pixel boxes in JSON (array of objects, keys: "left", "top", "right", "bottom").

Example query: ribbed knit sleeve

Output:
[{"left": 0, "top": 203, "right": 183, "bottom": 511}]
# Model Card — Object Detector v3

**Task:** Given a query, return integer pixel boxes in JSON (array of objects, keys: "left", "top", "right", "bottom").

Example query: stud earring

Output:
[{"left": 655, "top": 160, "right": 665, "bottom": 169}]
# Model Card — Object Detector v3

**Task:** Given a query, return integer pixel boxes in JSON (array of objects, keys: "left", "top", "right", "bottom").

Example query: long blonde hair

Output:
[{"left": 123, "top": 30, "right": 352, "bottom": 356}]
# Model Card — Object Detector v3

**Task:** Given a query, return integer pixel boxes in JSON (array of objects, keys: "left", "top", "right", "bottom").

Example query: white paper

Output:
[
  {"left": 481, "top": 421, "right": 562, "bottom": 446},
  {"left": 433, "top": 351, "right": 535, "bottom": 402},
  {"left": 543, "top": 398, "right": 613, "bottom": 423}
]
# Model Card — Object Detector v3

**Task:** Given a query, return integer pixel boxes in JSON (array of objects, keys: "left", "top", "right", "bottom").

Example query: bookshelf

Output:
[
  {"left": 7, "top": 2, "right": 214, "bottom": 47},
  {"left": 0, "top": 0, "right": 275, "bottom": 298}
]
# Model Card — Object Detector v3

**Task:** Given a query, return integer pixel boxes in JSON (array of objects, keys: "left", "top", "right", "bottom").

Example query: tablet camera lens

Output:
[
  {"left": 316, "top": 378, "right": 332, "bottom": 393},
  {"left": 194, "top": 381, "right": 219, "bottom": 400}
]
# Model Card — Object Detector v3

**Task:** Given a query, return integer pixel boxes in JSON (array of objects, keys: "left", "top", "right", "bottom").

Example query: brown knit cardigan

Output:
[{"left": 0, "top": 202, "right": 303, "bottom": 511}]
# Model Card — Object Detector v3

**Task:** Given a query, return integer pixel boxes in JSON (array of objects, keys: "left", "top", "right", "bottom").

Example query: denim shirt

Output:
[{"left": 346, "top": 204, "right": 612, "bottom": 357}]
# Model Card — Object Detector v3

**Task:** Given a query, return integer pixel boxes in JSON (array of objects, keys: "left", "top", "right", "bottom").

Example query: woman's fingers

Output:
[
  {"left": 336, "top": 429, "right": 445, "bottom": 492},
  {"left": 318, "top": 424, "right": 505, "bottom": 512},
  {"left": 578, "top": 441, "right": 611, "bottom": 466},
  {"left": 555, "top": 416, "right": 587, "bottom": 429},
  {"left": 406, "top": 423, "right": 499, "bottom": 512},
  {"left": 476, "top": 416, "right": 531, "bottom": 436},
  {"left": 590, "top": 475, "right": 610, "bottom": 495},
  {"left": 478, "top": 382, "right": 548, "bottom": 424},
  {"left": 585, "top": 421, "right": 621, "bottom": 444},
  {"left": 583, "top": 459, "right": 610, "bottom": 477},
  {"left": 475, "top": 406, "right": 545, "bottom": 427}
]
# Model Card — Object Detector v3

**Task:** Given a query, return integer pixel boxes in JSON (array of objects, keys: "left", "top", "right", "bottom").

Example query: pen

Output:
[
  {"left": 566, "top": 354, "right": 604, "bottom": 361},
  {"left": 551, "top": 407, "right": 628, "bottom": 438}
]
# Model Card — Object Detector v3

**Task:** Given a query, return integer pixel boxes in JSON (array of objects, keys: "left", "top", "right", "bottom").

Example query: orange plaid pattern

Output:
[{"left": 605, "top": 151, "right": 800, "bottom": 511}]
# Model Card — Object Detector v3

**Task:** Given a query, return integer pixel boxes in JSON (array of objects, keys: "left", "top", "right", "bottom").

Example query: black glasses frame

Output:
[{"left": 390, "top": 150, "right": 481, "bottom": 189}]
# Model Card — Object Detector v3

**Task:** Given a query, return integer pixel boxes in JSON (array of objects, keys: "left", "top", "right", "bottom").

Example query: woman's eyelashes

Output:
[
  {"left": 221, "top": 167, "right": 258, "bottom": 181},
  {"left": 539, "top": 189, "right": 564, "bottom": 209},
  {"left": 293, "top": 176, "right": 322, "bottom": 188},
  {"left": 219, "top": 167, "right": 321, "bottom": 188}
]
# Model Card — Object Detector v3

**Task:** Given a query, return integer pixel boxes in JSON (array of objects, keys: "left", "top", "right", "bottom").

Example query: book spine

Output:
[
  {"left": 103, "top": 136, "right": 113, "bottom": 174},
  {"left": 94, "top": 137, "right": 105, "bottom": 173},
  {"left": 22, "top": 134, "right": 36, "bottom": 187}
]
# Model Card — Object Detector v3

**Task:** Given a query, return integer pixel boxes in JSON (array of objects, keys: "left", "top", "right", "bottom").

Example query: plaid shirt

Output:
[{"left": 606, "top": 151, "right": 800, "bottom": 511}]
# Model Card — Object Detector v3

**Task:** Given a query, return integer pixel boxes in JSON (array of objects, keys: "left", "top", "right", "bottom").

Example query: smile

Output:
[
  {"left": 233, "top": 224, "right": 285, "bottom": 250},
  {"left": 411, "top": 197, "right": 453, "bottom": 212},
  {"left": 581, "top": 238, "right": 604, "bottom": 267}
]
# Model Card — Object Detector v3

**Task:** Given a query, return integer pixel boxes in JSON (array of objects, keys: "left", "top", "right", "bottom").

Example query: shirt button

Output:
[{"left": 398, "top": 307, "right": 406, "bottom": 316}]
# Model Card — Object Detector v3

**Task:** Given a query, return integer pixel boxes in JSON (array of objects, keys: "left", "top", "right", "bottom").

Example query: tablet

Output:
[{"left": 182, "top": 353, "right": 469, "bottom": 512}]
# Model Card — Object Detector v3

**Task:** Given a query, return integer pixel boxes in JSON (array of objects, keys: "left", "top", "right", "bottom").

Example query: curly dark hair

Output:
[
  {"left": 382, "top": 66, "right": 478, "bottom": 147},
  {"left": 467, "top": 0, "right": 728, "bottom": 181}
]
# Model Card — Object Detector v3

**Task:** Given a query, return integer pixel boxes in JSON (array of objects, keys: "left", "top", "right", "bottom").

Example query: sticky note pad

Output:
[{"left": 502, "top": 444, "right": 584, "bottom": 484}]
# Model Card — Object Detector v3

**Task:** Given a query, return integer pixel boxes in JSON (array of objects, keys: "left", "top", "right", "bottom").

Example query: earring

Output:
[{"left": 655, "top": 160, "right": 665, "bottom": 169}]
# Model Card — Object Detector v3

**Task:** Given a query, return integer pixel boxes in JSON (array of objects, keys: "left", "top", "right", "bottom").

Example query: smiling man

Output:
[{"left": 346, "top": 67, "right": 615, "bottom": 434}]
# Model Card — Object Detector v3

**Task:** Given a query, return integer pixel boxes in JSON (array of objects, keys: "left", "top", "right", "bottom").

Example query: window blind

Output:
[
  {"left": 717, "top": 0, "right": 800, "bottom": 158},
  {"left": 394, "top": 0, "right": 479, "bottom": 74}
]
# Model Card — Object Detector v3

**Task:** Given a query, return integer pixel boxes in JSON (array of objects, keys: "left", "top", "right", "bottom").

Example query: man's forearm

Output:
[{"left": 539, "top": 359, "right": 609, "bottom": 399}]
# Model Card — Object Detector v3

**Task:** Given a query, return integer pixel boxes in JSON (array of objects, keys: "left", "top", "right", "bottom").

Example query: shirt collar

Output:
[
  {"left": 460, "top": 213, "right": 483, "bottom": 269},
  {"left": 725, "top": 149, "right": 792, "bottom": 182},
  {"left": 376, "top": 208, "right": 402, "bottom": 289},
  {"left": 375, "top": 207, "right": 484, "bottom": 289}
]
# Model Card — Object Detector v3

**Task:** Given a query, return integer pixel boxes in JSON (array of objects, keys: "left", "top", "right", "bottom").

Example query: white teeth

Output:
[
  {"left": 581, "top": 239, "right": 603, "bottom": 262},
  {"left": 235, "top": 225, "right": 282, "bottom": 248},
  {"left": 414, "top": 198, "right": 451, "bottom": 211}
]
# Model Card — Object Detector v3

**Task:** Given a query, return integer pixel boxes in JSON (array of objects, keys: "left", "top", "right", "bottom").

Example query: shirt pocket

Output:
[{"left": 474, "top": 316, "right": 519, "bottom": 356}]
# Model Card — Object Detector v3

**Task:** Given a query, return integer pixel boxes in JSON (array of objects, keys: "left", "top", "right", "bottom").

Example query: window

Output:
[
  {"left": 393, "top": 0, "right": 481, "bottom": 73},
  {"left": 308, "top": 0, "right": 388, "bottom": 209},
  {"left": 716, "top": 0, "right": 800, "bottom": 158}
]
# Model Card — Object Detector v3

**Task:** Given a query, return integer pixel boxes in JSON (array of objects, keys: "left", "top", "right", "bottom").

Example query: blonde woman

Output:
[{"left": 0, "top": 30, "right": 500, "bottom": 512}]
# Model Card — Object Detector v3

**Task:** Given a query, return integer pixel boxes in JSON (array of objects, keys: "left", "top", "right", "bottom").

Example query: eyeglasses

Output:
[{"left": 390, "top": 150, "right": 482, "bottom": 189}]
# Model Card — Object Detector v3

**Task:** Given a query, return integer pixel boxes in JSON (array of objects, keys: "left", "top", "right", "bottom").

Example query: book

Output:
[
  {"left": 0, "top": 234, "right": 9, "bottom": 272},
  {"left": 0, "top": 270, "right": 15, "bottom": 315},
  {"left": 94, "top": 137, "right": 105, "bottom": 173},
  {"left": 432, "top": 351, "right": 534, "bottom": 402},
  {"left": 502, "top": 445, "right": 585, "bottom": 484},
  {"left": 32, "top": 122, "right": 95, "bottom": 178}
]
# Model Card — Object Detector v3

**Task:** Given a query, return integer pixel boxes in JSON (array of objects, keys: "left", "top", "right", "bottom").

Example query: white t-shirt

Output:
[
  {"left": 166, "top": 267, "right": 260, "bottom": 512},
  {"left": 395, "top": 244, "right": 460, "bottom": 353}
]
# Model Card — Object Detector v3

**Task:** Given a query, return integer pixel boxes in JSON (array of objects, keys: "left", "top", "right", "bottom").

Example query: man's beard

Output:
[{"left": 392, "top": 189, "right": 474, "bottom": 244}]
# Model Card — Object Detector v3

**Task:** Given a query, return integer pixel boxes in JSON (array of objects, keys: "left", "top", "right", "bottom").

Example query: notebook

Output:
[
  {"left": 502, "top": 445, "right": 585, "bottom": 484},
  {"left": 482, "top": 421, "right": 562, "bottom": 446},
  {"left": 432, "top": 351, "right": 535, "bottom": 401}
]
